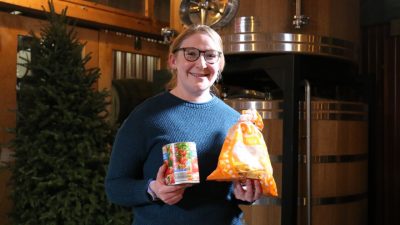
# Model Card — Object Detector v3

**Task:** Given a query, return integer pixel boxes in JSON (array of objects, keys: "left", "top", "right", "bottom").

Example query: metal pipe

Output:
[
  {"left": 304, "top": 79, "right": 312, "bottom": 225},
  {"left": 293, "top": 0, "right": 310, "bottom": 29},
  {"left": 200, "top": 0, "right": 209, "bottom": 25},
  {"left": 295, "top": 0, "right": 301, "bottom": 15}
]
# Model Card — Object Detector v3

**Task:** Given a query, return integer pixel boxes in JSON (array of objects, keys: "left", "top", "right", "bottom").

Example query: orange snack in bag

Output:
[{"left": 207, "top": 109, "right": 278, "bottom": 196}]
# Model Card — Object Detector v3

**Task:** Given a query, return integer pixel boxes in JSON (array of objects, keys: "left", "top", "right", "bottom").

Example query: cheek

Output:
[
  {"left": 177, "top": 63, "right": 194, "bottom": 75},
  {"left": 208, "top": 65, "right": 219, "bottom": 75},
  {"left": 183, "top": 58, "right": 196, "bottom": 68}
]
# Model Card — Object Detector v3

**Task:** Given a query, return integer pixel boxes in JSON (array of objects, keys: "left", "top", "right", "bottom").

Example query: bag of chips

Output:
[{"left": 207, "top": 109, "right": 278, "bottom": 196}]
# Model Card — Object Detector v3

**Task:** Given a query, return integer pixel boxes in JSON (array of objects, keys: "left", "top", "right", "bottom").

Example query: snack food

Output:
[
  {"left": 162, "top": 142, "right": 200, "bottom": 185},
  {"left": 207, "top": 109, "right": 278, "bottom": 196}
]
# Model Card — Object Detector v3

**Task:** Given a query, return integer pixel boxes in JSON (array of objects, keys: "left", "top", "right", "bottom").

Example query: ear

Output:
[{"left": 168, "top": 53, "right": 177, "bottom": 70}]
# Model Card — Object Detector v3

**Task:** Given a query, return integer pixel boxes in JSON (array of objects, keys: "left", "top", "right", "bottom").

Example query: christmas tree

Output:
[{"left": 10, "top": 1, "right": 131, "bottom": 224}]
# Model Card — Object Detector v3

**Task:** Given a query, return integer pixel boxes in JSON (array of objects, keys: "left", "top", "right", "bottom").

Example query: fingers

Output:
[
  {"left": 233, "top": 180, "right": 245, "bottom": 197},
  {"left": 243, "top": 179, "right": 255, "bottom": 201},
  {"left": 233, "top": 179, "right": 263, "bottom": 202},
  {"left": 253, "top": 180, "right": 262, "bottom": 199},
  {"left": 152, "top": 163, "right": 190, "bottom": 205},
  {"left": 158, "top": 184, "right": 188, "bottom": 205},
  {"left": 155, "top": 163, "right": 167, "bottom": 182},
  {"left": 161, "top": 185, "right": 187, "bottom": 205}
]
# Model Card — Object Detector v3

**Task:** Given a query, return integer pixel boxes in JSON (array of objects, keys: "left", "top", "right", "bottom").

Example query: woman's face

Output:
[{"left": 168, "top": 32, "right": 222, "bottom": 99}]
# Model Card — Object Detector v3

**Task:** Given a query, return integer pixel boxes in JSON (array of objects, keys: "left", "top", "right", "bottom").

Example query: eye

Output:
[
  {"left": 185, "top": 49, "right": 199, "bottom": 58},
  {"left": 205, "top": 51, "right": 218, "bottom": 59}
]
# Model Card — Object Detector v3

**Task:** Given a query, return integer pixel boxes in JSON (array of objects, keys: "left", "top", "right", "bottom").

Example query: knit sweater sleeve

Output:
[{"left": 105, "top": 111, "right": 152, "bottom": 207}]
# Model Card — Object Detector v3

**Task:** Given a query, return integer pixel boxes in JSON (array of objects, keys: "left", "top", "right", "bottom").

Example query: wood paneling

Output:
[
  {"left": 0, "top": 169, "right": 11, "bottom": 225},
  {"left": 97, "top": 30, "right": 168, "bottom": 91},
  {"left": 361, "top": 24, "right": 400, "bottom": 225},
  {"left": 0, "top": 0, "right": 167, "bottom": 37}
]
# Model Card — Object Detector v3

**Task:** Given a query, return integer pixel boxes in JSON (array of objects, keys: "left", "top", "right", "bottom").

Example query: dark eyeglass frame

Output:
[{"left": 173, "top": 47, "right": 222, "bottom": 64}]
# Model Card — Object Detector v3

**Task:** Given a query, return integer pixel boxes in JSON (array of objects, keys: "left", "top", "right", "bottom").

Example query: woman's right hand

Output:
[{"left": 149, "top": 163, "right": 191, "bottom": 205}]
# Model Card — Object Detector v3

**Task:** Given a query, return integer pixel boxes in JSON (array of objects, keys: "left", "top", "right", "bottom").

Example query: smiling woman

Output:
[{"left": 105, "top": 25, "right": 263, "bottom": 225}]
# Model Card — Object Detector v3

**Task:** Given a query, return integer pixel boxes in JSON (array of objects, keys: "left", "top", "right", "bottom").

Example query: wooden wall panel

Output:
[
  {"left": 97, "top": 30, "right": 168, "bottom": 91},
  {"left": 361, "top": 24, "right": 400, "bottom": 225},
  {"left": 0, "top": 12, "right": 39, "bottom": 225},
  {"left": 0, "top": 0, "right": 167, "bottom": 37}
]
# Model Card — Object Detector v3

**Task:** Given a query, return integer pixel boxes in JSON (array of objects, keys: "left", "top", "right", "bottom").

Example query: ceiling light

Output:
[{"left": 10, "top": 10, "right": 22, "bottom": 15}]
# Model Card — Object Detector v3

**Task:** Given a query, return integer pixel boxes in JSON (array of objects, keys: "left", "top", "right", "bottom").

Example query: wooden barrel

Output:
[
  {"left": 218, "top": 0, "right": 360, "bottom": 61},
  {"left": 224, "top": 98, "right": 368, "bottom": 225},
  {"left": 111, "top": 79, "right": 156, "bottom": 125}
]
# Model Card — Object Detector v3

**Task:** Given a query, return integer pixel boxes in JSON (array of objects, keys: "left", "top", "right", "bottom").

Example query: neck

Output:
[{"left": 170, "top": 88, "right": 212, "bottom": 103}]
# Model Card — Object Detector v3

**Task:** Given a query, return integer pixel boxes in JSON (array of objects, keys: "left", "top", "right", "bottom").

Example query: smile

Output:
[{"left": 189, "top": 72, "right": 209, "bottom": 78}]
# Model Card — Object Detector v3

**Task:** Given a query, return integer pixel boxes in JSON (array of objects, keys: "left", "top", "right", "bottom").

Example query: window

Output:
[{"left": 113, "top": 50, "right": 161, "bottom": 81}]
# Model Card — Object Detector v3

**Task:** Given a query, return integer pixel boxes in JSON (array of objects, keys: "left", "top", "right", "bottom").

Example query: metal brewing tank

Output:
[{"left": 218, "top": 0, "right": 360, "bottom": 62}]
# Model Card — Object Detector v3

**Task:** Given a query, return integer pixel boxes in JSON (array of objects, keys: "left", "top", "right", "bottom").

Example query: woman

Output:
[{"left": 105, "top": 24, "right": 262, "bottom": 225}]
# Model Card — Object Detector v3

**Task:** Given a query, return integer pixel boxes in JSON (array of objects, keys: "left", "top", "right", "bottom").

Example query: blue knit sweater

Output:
[{"left": 105, "top": 91, "right": 245, "bottom": 225}]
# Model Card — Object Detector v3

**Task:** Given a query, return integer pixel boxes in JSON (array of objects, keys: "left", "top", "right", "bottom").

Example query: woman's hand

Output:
[
  {"left": 149, "top": 163, "right": 191, "bottom": 205},
  {"left": 233, "top": 179, "right": 263, "bottom": 202}
]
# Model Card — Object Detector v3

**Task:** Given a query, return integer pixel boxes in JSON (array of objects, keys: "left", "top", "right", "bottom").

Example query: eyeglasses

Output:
[{"left": 173, "top": 47, "right": 222, "bottom": 64}]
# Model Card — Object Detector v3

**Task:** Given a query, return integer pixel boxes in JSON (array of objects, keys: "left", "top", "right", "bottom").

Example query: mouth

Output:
[{"left": 189, "top": 72, "right": 209, "bottom": 78}]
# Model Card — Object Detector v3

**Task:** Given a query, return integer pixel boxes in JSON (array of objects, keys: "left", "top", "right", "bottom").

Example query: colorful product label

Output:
[{"left": 162, "top": 142, "right": 200, "bottom": 185}]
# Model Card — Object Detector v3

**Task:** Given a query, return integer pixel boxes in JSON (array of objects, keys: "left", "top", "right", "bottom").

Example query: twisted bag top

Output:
[{"left": 207, "top": 109, "right": 278, "bottom": 196}]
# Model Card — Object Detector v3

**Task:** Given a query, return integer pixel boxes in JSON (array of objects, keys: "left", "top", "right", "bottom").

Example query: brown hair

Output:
[{"left": 165, "top": 25, "right": 225, "bottom": 95}]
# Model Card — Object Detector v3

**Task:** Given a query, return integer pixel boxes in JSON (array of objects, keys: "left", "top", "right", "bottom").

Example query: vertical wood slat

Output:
[
  {"left": 386, "top": 24, "right": 396, "bottom": 225},
  {"left": 361, "top": 24, "right": 400, "bottom": 225},
  {"left": 392, "top": 34, "right": 400, "bottom": 225}
]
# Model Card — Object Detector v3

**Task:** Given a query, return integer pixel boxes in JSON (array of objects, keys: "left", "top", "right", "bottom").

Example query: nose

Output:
[{"left": 196, "top": 53, "right": 208, "bottom": 68}]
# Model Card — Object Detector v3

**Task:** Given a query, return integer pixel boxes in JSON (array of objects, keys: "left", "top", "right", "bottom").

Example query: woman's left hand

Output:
[{"left": 233, "top": 179, "right": 263, "bottom": 202}]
